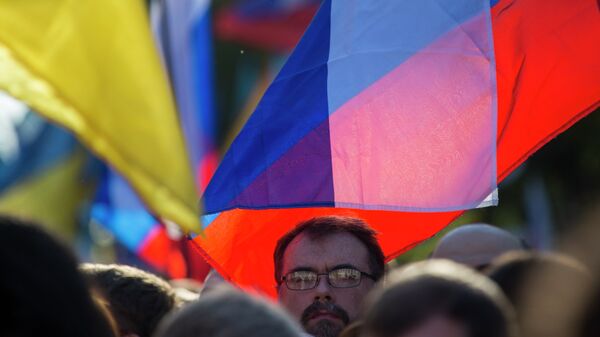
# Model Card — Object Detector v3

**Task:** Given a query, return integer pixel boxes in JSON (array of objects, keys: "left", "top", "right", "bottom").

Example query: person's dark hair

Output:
[
  {"left": 153, "top": 286, "right": 302, "bottom": 337},
  {"left": 579, "top": 284, "right": 600, "bottom": 337},
  {"left": 0, "top": 215, "right": 115, "bottom": 337},
  {"left": 362, "top": 260, "right": 517, "bottom": 337},
  {"left": 274, "top": 216, "right": 385, "bottom": 283},
  {"left": 485, "top": 251, "right": 587, "bottom": 316},
  {"left": 81, "top": 263, "right": 177, "bottom": 337}
]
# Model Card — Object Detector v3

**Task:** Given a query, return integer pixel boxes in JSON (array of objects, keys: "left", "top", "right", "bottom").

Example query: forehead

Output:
[{"left": 282, "top": 232, "right": 371, "bottom": 272}]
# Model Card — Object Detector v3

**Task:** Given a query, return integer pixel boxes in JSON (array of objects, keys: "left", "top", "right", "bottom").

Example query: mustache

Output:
[{"left": 301, "top": 301, "right": 350, "bottom": 325}]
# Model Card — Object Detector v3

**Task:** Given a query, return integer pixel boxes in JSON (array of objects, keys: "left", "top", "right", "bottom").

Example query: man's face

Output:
[{"left": 278, "top": 232, "right": 376, "bottom": 337}]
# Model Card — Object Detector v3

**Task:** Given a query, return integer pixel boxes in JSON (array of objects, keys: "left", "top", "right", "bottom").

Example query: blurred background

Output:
[{"left": 0, "top": 0, "right": 598, "bottom": 279}]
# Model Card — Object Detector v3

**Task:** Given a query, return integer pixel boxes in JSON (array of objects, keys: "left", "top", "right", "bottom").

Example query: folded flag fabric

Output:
[
  {"left": 90, "top": 0, "right": 216, "bottom": 278},
  {"left": 204, "top": 0, "right": 499, "bottom": 216},
  {"left": 0, "top": 0, "right": 200, "bottom": 232},
  {"left": 92, "top": 168, "right": 161, "bottom": 262},
  {"left": 193, "top": 0, "right": 599, "bottom": 296},
  {"left": 92, "top": 167, "right": 193, "bottom": 278},
  {"left": 0, "top": 96, "right": 93, "bottom": 237},
  {"left": 0, "top": 97, "right": 76, "bottom": 193},
  {"left": 153, "top": 0, "right": 219, "bottom": 191}
]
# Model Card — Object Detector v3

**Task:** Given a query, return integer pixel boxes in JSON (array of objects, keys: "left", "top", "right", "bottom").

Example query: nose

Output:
[{"left": 313, "top": 274, "right": 334, "bottom": 302}]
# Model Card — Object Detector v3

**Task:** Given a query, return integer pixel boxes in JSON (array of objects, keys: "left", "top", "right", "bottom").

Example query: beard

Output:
[
  {"left": 301, "top": 302, "right": 350, "bottom": 337},
  {"left": 305, "top": 319, "right": 344, "bottom": 337}
]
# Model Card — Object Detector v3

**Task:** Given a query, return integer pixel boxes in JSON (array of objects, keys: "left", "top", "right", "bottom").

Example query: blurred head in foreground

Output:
[
  {"left": 513, "top": 204, "right": 600, "bottom": 337},
  {"left": 274, "top": 216, "right": 385, "bottom": 337},
  {"left": 361, "top": 260, "right": 517, "bottom": 337},
  {"left": 0, "top": 215, "right": 115, "bottom": 337},
  {"left": 154, "top": 287, "right": 303, "bottom": 337},
  {"left": 431, "top": 224, "right": 526, "bottom": 270},
  {"left": 81, "top": 263, "right": 177, "bottom": 337},
  {"left": 485, "top": 251, "right": 588, "bottom": 320}
]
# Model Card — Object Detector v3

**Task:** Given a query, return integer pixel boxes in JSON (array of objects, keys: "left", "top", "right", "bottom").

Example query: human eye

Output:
[
  {"left": 329, "top": 268, "right": 361, "bottom": 286},
  {"left": 287, "top": 271, "right": 317, "bottom": 289}
]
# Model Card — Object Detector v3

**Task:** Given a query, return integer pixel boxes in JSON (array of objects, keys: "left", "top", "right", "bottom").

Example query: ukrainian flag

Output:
[{"left": 0, "top": 0, "right": 200, "bottom": 232}]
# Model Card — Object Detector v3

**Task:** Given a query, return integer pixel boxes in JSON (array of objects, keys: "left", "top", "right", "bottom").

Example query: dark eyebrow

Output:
[
  {"left": 330, "top": 264, "right": 359, "bottom": 271},
  {"left": 287, "top": 266, "right": 317, "bottom": 274}
]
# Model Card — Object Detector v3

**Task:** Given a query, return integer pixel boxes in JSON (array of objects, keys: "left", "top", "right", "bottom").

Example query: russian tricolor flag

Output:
[
  {"left": 193, "top": 0, "right": 599, "bottom": 295},
  {"left": 205, "top": 0, "right": 498, "bottom": 213}
]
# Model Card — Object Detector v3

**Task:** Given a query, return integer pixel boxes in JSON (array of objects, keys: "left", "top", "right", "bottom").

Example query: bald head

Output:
[{"left": 431, "top": 224, "right": 526, "bottom": 269}]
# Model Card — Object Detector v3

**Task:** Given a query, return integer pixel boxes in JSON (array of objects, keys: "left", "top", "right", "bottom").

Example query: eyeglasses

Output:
[{"left": 280, "top": 267, "right": 375, "bottom": 290}]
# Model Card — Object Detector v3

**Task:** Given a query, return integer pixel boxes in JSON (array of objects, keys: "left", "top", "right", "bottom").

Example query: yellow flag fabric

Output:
[
  {"left": 0, "top": 0, "right": 200, "bottom": 232},
  {"left": 0, "top": 150, "right": 91, "bottom": 240}
]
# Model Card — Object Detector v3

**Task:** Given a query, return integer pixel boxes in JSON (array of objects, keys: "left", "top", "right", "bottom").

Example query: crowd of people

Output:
[{"left": 1, "top": 214, "right": 598, "bottom": 337}]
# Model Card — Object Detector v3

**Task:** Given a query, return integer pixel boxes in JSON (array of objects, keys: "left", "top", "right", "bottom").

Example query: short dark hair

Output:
[
  {"left": 0, "top": 215, "right": 115, "bottom": 337},
  {"left": 363, "top": 260, "right": 517, "bottom": 337},
  {"left": 485, "top": 251, "right": 588, "bottom": 320},
  {"left": 273, "top": 216, "right": 385, "bottom": 283},
  {"left": 81, "top": 264, "right": 176, "bottom": 337},
  {"left": 155, "top": 287, "right": 303, "bottom": 337}
]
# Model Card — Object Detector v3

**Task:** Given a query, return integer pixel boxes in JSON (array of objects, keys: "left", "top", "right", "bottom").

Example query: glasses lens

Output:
[
  {"left": 286, "top": 271, "right": 318, "bottom": 290},
  {"left": 328, "top": 268, "right": 361, "bottom": 288}
]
